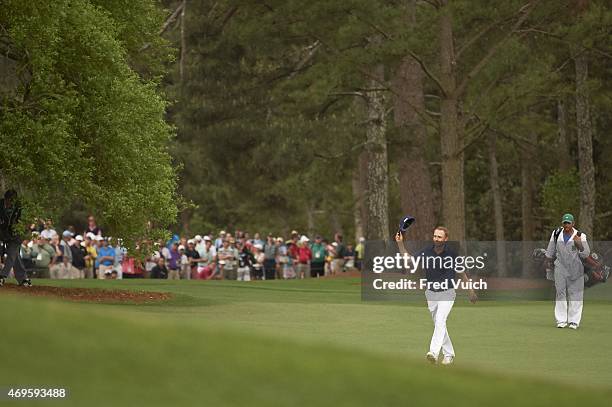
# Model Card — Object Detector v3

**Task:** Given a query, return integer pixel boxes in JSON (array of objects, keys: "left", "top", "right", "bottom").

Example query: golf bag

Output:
[{"left": 532, "top": 248, "right": 610, "bottom": 288}]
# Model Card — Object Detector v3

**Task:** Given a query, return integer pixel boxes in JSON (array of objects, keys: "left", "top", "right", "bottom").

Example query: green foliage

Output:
[
  {"left": 0, "top": 0, "right": 177, "bottom": 245},
  {"left": 164, "top": 0, "right": 612, "bottom": 241},
  {"left": 541, "top": 169, "right": 580, "bottom": 228}
]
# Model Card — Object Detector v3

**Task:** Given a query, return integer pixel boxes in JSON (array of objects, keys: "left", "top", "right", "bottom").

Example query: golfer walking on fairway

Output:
[
  {"left": 0, "top": 189, "right": 31, "bottom": 287},
  {"left": 396, "top": 226, "right": 477, "bottom": 365}
]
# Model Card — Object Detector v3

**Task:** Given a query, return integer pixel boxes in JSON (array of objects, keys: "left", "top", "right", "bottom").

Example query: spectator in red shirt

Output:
[
  {"left": 288, "top": 232, "right": 299, "bottom": 265},
  {"left": 296, "top": 235, "right": 312, "bottom": 279}
]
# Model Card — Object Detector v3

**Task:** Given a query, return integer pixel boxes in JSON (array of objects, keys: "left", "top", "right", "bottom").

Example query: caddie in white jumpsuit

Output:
[{"left": 545, "top": 213, "right": 590, "bottom": 329}]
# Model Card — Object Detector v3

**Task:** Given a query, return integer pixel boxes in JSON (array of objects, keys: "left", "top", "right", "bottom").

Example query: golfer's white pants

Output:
[
  {"left": 554, "top": 273, "right": 584, "bottom": 325},
  {"left": 237, "top": 267, "right": 251, "bottom": 281},
  {"left": 426, "top": 289, "right": 456, "bottom": 358}
]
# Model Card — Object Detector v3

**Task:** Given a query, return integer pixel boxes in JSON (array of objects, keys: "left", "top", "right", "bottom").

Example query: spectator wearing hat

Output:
[
  {"left": 31, "top": 235, "right": 55, "bottom": 278},
  {"left": 296, "top": 236, "right": 312, "bottom": 279},
  {"left": 70, "top": 235, "right": 87, "bottom": 279},
  {"left": 59, "top": 230, "right": 76, "bottom": 278},
  {"left": 178, "top": 244, "right": 191, "bottom": 279},
  {"left": 167, "top": 243, "right": 181, "bottom": 280},
  {"left": 193, "top": 235, "right": 204, "bottom": 254},
  {"left": 184, "top": 240, "right": 200, "bottom": 279},
  {"left": 310, "top": 236, "right": 327, "bottom": 278}
]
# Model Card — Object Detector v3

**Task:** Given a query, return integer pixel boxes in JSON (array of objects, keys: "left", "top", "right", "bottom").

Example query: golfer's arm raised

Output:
[{"left": 394, "top": 231, "right": 413, "bottom": 257}]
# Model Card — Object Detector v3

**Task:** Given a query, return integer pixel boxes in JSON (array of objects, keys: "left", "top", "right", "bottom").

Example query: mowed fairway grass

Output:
[{"left": 1, "top": 277, "right": 611, "bottom": 406}]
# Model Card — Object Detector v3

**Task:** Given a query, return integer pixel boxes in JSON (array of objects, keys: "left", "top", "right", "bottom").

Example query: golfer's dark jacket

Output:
[{"left": 0, "top": 198, "right": 22, "bottom": 242}]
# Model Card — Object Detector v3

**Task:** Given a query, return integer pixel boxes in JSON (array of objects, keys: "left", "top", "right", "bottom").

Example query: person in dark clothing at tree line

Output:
[
  {"left": 0, "top": 189, "right": 32, "bottom": 287},
  {"left": 84, "top": 215, "right": 102, "bottom": 237},
  {"left": 310, "top": 235, "right": 327, "bottom": 278},
  {"left": 150, "top": 257, "right": 168, "bottom": 279},
  {"left": 70, "top": 235, "right": 88, "bottom": 279}
]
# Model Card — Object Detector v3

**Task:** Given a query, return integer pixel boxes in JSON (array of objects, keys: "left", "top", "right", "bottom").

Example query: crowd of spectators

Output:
[{"left": 2, "top": 216, "right": 365, "bottom": 281}]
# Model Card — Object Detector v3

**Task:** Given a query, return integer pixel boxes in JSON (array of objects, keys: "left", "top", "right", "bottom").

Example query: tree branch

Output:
[
  {"left": 329, "top": 91, "right": 367, "bottom": 100},
  {"left": 517, "top": 28, "right": 612, "bottom": 59},
  {"left": 418, "top": 0, "right": 441, "bottom": 8},
  {"left": 288, "top": 40, "right": 320, "bottom": 79},
  {"left": 456, "top": 17, "right": 512, "bottom": 61},
  {"left": 314, "top": 142, "right": 368, "bottom": 160},
  {"left": 404, "top": 49, "right": 447, "bottom": 96},
  {"left": 342, "top": 9, "right": 445, "bottom": 95},
  {"left": 139, "top": 2, "right": 184, "bottom": 52},
  {"left": 456, "top": 1, "right": 539, "bottom": 97}
]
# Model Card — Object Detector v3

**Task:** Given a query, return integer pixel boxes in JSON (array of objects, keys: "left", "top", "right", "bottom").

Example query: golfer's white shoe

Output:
[
  {"left": 441, "top": 355, "right": 454, "bottom": 365},
  {"left": 556, "top": 322, "right": 567, "bottom": 328},
  {"left": 426, "top": 352, "right": 437, "bottom": 364},
  {"left": 568, "top": 323, "right": 578, "bottom": 330}
]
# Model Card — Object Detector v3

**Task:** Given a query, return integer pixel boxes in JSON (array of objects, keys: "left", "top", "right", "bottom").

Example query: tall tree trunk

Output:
[
  {"left": 575, "top": 52, "right": 595, "bottom": 236},
  {"left": 557, "top": 98, "right": 572, "bottom": 172},
  {"left": 180, "top": 209, "right": 191, "bottom": 236},
  {"left": 0, "top": 170, "right": 6, "bottom": 193},
  {"left": 179, "top": 0, "right": 187, "bottom": 81},
  {"left": 330, "top": 211, "right": 342, "bottom": 236},
  {"left": 392, "top": 0, "right": 435, "bottom": 241},
  {"left": 352, "top": 162, "right": 364, "bottom": 242},
  {"left": 358, "top": 150, "right": 369, "bottom": 240},
  {"left": 306, "top": 201, "right": 316, "bottom": 238},
  {"left": 521, "top": 134, "right": 537, "bottom": 276},
  {"left": 438, "top": 4, "right": 465, "bottom": 242},
  {"left": 488, "top": 132, "right": 507, "bottom": 277},
  {"left": 365, "top": 65, "right": 389, "bottom": 241}
]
